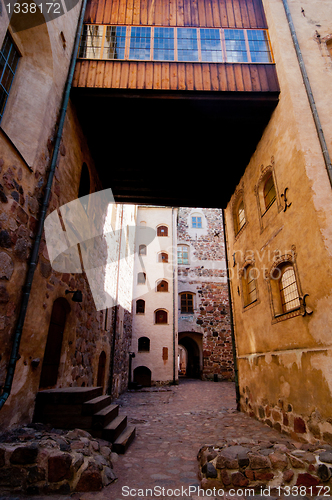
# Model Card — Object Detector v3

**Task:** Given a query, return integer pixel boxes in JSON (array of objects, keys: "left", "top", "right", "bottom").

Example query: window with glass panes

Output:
[
  {"left": 178, "top": 245, "right": 189, "bottom": 265},
  {"left": 79, "top": 26, "right": 272, "bottom": 64},
  {"left": 180, "top": 293, "right": 194, "bottom": 313},
  {"left": 0, "top": 33, "right": 20, "bottom": 123},
  {"left": 192, "top": 216, "right": 202, "bottom": 228}
]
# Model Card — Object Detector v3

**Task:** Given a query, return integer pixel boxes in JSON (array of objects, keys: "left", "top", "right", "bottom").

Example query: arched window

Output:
[
  {"left": 233, "top": 195, "right": 246, "bottom": 235},
  {"left": 263, "top": 173, "right": 276, "bottom": 211},
  {"left": 242, "top": 265, "right": 257, "bottom": 307},
  {"left": 157, "top": 280, "right": 168, "bottom": 292},
  {"left": 138, "top": 337, "right": 150, "bottom": 352},
  {"left": 139, "top": 244, "right": 147, "bottom": 255},
  {"left": 279, "top": 265, "right": 300, "bottom": 313},
  {"left": 155, "top": 309, "right": 168, "bottom": 324},
  {"left": 180, "top": 292, "right": 194, "bottom": 313},
  {"left": 177, "top": 245, "right": 189, "bottom": 264},
  {"left": 136, "top": 299, "right": 145, "bottom": 313},
  {"left": 157, "top": 225, "right": 168, "bottom": 236},
  {"left": 158, "top": 252, "right": 168, "bottom": 263},
  {"left": 137, "top": 272, "right": 146, "bottom": 284},
  {"left": 269, "top": 261, "right": 301, "bottom": 317}
]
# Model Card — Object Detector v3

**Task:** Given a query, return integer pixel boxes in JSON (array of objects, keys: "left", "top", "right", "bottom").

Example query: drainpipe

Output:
[
  {"left": 222, "top": 209, "right": 240, "bottom": 411},
  {"left": 281, "top": 0, "right": 332, "bottom": 188},
  {"left": 108, "top": 205, "right": 123, "bottom": 399},
  {"left": 0, "top": 0, "right": 88, "bottom": 411},
  {"left": 172, "top": 207, "right": 177, "bottom": 384}
]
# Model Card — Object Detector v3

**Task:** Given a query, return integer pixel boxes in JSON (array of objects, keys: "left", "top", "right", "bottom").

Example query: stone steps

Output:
[{"left": 33, "top": 387, "right": 135, "bottom": 454}]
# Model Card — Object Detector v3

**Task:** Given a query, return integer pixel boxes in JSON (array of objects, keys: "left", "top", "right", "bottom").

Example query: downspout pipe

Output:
[
  {"left": 222, "top": 209, "right": 240, "bottom": 411},
  {"left": 281, "top": 0, "right": 332, "bottom": 188},
  {"left": 0, "top": 0, "right": 88, "bottom": 411}
]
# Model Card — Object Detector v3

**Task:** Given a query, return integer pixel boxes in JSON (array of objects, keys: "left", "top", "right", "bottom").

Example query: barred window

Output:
[
  {"left": 263, "top": 173, "right": 276, "bottom": 211},
  {"left": 243, "top": 265, "right": 257, "bottom": 306},
  {"left": 177, "top": 28, "right": 198, "bottom": 62},
  {"left": 0, "top": 32, "right": 20, "bottom": 123},
  {"left": 237, "top": 201, "right": 246, "bottom": 232},
  {"left": 279, "top": 266, "right": 300, "bottom": 313}
]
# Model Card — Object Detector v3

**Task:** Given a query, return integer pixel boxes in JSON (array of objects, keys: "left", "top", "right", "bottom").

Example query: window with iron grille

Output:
[
  {"left": 0, "top": 32, "right": 20, "bottom": 123},
  {"left": 263, "top": 173, "right": 276, "bottom": 211},
  {"left": 279, "top": 266, "right": 300, "bottom": 313}
]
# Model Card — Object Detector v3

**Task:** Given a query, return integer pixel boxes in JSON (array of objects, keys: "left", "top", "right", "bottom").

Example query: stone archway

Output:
[{"left": 178, "top": 334, "right": 202, "bottom": 379}]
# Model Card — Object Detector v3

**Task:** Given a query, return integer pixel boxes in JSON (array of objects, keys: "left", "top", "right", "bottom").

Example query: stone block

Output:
[
  {"left": 295, "top": 473, "right": 320, "bottom": 487},
  {"left": 0, "top": 467, "right": 27, "bottom": 487},
  {"left": 76, "top": 464, "right": 103, "bottom": 492},
  {"left": 317, "top": 464, "right": 331, "bottom": 481},
  {"left": 202, "top": 462, "right": 217, "bottom": 478},
  {"left": 0, "top": 252, "right": 14, "bottom": 280},
  {"left": 283, "top": 469, "right": 294, "bottom": 483},
  {"left": 319, "top": 451, "right": 332, "bottom": 463},
  {"left": 231, "top": 471, "right": 249, "bottom": 487},
  {"left": 269, "top": 452, "right": 288, "bottom": 470},
  {"left": 294, "top": 417, "right": 306, "bottom": 434},
  {"left": 249, "top": 454, "right": 271, "bottom": 469},
  {"left": 10, "top": 444, "right": 38, "bottom": 465},
  {"left": 27, "top": 465, "right": 46, "bottom": 484},
  {"left": 48, "top": 452, "right": 73, "bottom": 482}
]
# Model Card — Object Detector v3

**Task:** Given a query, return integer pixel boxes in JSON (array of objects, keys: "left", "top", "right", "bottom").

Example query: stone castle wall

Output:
[{"left": 177, "top": 208, "right": 234, "bottom": 381}]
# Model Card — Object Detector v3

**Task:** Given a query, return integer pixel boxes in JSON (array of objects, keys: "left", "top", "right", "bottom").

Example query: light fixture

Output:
[{"left": 65, "top": 290, "right": 83, "bottom": 302}]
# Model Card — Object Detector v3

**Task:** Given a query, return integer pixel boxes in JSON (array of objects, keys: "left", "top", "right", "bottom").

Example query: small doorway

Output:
[
  {"left": 39, "top": 298, "right": 70, "bottom": 389},
  {"left": 133, "top": 366, "right": 152, "bottom": 387},
  {"left": 97, "top": 351, "right": 107, "bottom": 388},
  {"left": 179, "top": 336, "right": 201, "bottom": 378}
]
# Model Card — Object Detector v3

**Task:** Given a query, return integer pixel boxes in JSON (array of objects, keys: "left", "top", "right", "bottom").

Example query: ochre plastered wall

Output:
[{"left": 225, "top": 0, "right": 332, "bottom": 443}]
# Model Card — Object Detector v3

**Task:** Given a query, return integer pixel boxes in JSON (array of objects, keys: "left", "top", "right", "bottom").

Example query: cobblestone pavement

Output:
[
  {"left": 72, "top": 378, "right": 313, "bottom": 500},
  {"left": 0, "top": 379, "right": 323, "bottom": 500}
]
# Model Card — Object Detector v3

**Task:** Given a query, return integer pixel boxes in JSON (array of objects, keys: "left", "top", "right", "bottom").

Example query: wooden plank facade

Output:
[
  {"left": 73, "top": 60, "right": 279, "bottom": 92},
  {"left": 84, "top": 0, "right": 267, "bottom": 29},
  {"left": 72, "top": 0, "right": 279, "bottom": 94}
]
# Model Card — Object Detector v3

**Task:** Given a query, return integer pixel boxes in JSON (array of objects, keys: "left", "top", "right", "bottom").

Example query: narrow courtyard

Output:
[{"left": 71, "top": 379, "right": 312, "bottom": 500}]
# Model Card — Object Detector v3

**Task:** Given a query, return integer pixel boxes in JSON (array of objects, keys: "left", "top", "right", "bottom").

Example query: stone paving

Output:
[
  {"left": 1, "top": 379, "right": 329, "bottom": 500},
  {"left": 71, "top": 378, "right": 322, "bottom": 500}
]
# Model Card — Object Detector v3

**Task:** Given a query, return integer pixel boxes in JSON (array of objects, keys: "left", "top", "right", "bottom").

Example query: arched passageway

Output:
[{"left": 178, "top": 335, "right": 202, "bottom": 379}]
